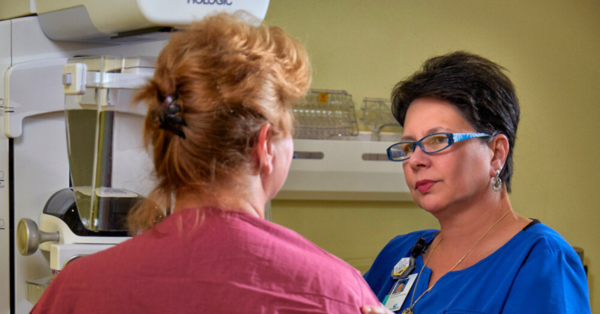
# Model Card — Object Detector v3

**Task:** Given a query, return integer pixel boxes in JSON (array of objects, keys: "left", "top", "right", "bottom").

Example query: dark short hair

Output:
[{"left": 391, "top": 51, "right": 520, "bottom": 192}]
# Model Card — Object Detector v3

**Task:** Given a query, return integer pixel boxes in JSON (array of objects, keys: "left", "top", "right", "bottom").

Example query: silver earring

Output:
[{"left": 491, "top": 167, "right": 503, "bottom": 192}]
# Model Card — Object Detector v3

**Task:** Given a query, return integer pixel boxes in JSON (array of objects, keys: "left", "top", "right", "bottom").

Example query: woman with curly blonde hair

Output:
[{"left": 32, "top": 13, "right": 379, "bottom": 314}]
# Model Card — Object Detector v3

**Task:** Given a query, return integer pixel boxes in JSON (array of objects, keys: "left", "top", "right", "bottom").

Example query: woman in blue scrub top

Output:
[{"left": 362, "top": 52, "right": 590, "bottom": 314}]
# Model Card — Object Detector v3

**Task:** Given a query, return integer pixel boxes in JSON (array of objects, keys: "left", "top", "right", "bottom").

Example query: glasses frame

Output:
[{"left": 386, "top": 132, "right": 491, "bottom": 162}]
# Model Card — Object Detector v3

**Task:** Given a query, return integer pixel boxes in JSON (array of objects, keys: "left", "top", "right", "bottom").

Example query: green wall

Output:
[{"left": 265, "top": 0, "right": 600, "bottom": 310}]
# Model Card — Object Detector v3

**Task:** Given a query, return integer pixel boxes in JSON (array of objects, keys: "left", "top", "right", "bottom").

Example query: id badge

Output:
[
  {"left": 391, "top": 257, "right": 415, "bottom": 280},
  {"left": 383, "top": 274, "right": 417, "bottom": 312}
]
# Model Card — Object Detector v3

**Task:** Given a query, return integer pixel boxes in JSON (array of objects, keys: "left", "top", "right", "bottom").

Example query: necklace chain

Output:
[{"left": 402, "top": 209, "right": 512, "bottom": 314}]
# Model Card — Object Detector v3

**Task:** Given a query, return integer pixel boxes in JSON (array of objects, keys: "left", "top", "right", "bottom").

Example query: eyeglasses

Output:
[{"left": 387, "top": 132, "right": 491, "bottom": 161}]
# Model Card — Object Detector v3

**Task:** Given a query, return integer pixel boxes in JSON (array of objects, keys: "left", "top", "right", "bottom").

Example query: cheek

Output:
[
  {"left": 402, "top": 162, "right": 422, "bottom": 202},
  {"left": 402, "top": 162, "right": 413, "bottom": 185},
  {"left": 448, "top": 148, "right": 490, "bottom": 191},
  {"left": 284, "top": 139, "right": 294, "bottom": 165},
  {"left": 277, "top": 137, "right": 294, "bottom": 171}
]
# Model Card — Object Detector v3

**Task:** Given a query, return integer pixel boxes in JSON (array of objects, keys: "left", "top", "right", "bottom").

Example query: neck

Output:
[
  {"left": 172, "top": 176, "right": 268, "bottom": 219},
  {"left": 433, "top": 188, "right": 514, "bottom": 245}
]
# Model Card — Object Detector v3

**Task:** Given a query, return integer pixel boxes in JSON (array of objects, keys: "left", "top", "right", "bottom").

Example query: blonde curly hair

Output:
[{"left": 129, "top": 12, "right": 311, "bottom": 233}]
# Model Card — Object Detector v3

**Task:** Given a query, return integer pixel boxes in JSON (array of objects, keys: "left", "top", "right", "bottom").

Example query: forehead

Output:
[{"left": 403, "top": 98, "right": 474, "bottom": 137}]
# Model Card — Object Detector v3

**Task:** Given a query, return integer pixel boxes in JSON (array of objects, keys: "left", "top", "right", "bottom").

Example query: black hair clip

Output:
[{"left": 159, "top": 94, "right": 187, "bottom": 139}]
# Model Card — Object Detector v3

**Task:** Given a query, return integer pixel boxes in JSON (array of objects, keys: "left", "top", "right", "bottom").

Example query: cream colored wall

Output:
[{"left": 265, "top": 0, "right": 600, "bottom": 311}]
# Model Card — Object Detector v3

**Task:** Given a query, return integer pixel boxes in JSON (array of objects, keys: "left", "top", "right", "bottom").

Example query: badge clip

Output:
[{"left": 391, "top": 257, "right": 415, "bottom": 280}]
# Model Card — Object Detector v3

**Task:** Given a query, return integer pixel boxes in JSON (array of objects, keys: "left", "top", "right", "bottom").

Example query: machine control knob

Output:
[{"left": 17, "top": 218, "right": 60, "bottom": 256}]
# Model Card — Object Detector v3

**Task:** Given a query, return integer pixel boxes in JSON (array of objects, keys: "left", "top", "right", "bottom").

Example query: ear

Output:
[
  {"left": 254, "top": 124, "right": 274, "bottom": 175},
  {"left": 488, "top": 134, "right": 509, "bottom": 178}
]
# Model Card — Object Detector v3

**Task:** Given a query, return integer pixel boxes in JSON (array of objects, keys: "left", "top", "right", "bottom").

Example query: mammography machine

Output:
[{"left": 0, "top": 1, "right": 269, "bottom": 313}]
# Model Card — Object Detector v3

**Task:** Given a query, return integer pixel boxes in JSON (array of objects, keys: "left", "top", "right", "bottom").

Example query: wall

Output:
[{"left": 265, "top": 0, "right": 600, "bottom": 311}]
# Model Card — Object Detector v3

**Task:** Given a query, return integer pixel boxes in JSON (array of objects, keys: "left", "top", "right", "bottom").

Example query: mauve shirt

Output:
[{"left": 31, "top": 207, "right": 379, "bottom": 313}]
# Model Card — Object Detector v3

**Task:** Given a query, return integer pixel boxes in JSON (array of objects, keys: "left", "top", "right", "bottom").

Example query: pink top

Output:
[{"left": 32, "top": 207, "right": 379, "bottom": 313}]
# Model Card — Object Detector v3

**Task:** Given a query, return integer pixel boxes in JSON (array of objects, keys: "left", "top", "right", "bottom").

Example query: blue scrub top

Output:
[{"left": 363, "top": 221, "right": 591, "bottom": 313}]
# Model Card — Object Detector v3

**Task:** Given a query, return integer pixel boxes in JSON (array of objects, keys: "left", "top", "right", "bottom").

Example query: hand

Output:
[{"left": 361, "top": 305, "right": 394, "bottom": 314}]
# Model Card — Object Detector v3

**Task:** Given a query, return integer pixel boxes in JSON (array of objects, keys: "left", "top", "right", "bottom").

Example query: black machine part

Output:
[{"left": 42, "top": 188, "right": 142, "bottom": 236}]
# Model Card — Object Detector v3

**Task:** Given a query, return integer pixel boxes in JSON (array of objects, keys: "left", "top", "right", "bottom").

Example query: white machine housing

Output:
[{"left": 1, "top": 0, "right": 269, "bottom": 42}]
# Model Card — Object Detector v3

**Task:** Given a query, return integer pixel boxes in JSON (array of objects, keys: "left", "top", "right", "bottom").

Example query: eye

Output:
[
  {"left": 422, "top": 135, "right": 449, "bottom": 152},
  {"left": 430, "top": 135, "right": 447, "bottom": 144}
]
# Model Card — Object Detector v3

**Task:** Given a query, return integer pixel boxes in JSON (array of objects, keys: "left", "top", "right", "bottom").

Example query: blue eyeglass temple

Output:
[
  {"left": 387, "top": 132, "right": 491, "bottom": 161},
  {"left": 451, "top": 132, "right": 490, "bottom": 143}
]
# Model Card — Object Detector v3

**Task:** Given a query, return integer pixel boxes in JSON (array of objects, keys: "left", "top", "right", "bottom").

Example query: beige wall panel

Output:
[{"left": 0, "top": 0, "right": 33, "bottom": 20}]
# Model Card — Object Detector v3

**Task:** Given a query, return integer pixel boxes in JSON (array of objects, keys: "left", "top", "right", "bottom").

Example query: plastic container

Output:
[
  {"left": 360, "top": 97, "right": 402, "bottom": 141},
  {"left": 293, "top": 89, "right": 359, "bottom": 140}
]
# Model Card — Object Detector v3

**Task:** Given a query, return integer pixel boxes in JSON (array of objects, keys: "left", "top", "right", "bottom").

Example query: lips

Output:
[{"left": 415, "top": 180, "right": 437, "bottom": 193}]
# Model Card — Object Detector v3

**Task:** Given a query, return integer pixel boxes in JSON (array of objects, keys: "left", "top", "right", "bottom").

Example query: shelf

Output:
[{"left": 277, "top": 136, "right": 412, "bottom": 201}]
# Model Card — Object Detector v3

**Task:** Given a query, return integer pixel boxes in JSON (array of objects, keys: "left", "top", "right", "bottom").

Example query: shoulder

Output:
[
  {"left": 231, "top": 211, "right": 380, "bottom": 307},
  {"left": 509, "top": 222, "right": 587, "bottom": 292},
  {"left": 494, "top": 221, "right": 587, "bottom": 280},
  {"left": 236, "top": 211, "right": 361, "bottom": 271},
  {"left": 504, "top": 223, "right": 590, "bottom": 312},
  {"left": 519, "top": 222, "right": 580, "bottom": 262},
  {"left": 160, "top": 208, "right": 363, "bottom": 276}
]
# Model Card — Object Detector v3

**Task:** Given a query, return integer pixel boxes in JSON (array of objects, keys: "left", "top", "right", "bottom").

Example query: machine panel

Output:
[
  {"left": 4, "top": 16, "right": 166, "bottom": 314},
  {"left": 0, "top": 18, "right": 11, "bottom": 314}
]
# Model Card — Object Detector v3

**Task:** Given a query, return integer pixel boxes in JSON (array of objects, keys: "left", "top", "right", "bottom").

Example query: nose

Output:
[{"left": 406, "top": 144, "right": 430, "bottom": 169}]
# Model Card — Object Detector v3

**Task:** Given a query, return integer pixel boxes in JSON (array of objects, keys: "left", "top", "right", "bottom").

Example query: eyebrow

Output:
[{"left": 401, "top": 127, "right": 451, "bottom": 141}]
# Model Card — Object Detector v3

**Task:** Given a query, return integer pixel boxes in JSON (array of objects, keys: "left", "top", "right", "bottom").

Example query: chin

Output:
[{"left": 412, "top": 192, "right": 446, "bottom": 214}]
